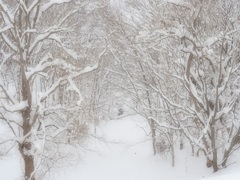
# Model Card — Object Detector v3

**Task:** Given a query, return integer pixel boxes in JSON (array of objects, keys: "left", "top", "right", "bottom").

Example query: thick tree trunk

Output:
[
  {"left": 19, "top": 144, "right": 35, "bottom": 180},
  {"left": 212, "top": 157, "right": 218, "bottom": 172},
  {"left": 21, "top": 66, "right": 35, "bottom": 179},
  {"left": 21, "top": 123, "right": 35, "bottom": 180},
  {"left": 24, "top": 155, "right": 35, "bottom": 180}
]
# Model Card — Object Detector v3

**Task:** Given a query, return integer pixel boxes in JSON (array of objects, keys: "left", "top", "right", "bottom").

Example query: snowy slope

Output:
[
  {"left": 53, "top": 115, "right": 212, "bottom": 180},
  {"left": 203, "top": 161, "right": 240, "bottom": 180},
  {"left": 1, "top": 114, "right": 240, "bottom": 179},
  {"left": 0, "top": 122, "right": 22, "bottom": 180},
  {"left": 0, "top": 151, "right": 22, "bottom": 180}
]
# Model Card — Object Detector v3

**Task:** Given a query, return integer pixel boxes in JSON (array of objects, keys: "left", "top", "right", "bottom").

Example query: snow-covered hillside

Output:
[
  {"left": 52, "top": 115, "right": 240, "bottom": 180},
  {"left": 203, "top": 162, "right": 240, "bottom": 180},
  {"left": 1, "top": 114, "right": 240, "bottom": 180}
]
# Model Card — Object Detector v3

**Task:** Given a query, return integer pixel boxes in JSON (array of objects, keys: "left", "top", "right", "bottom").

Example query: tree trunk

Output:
[
  {"left": 180, "top": 130, "right": 184, "bottom": 150},
  {"left": 222, "top": 151, "right": 229, "bottom": 168},
  {"left": 19, "top": 142, "right": 35, "bottom": 180},
  {"left": 171, "top": 144, "right": 175, "bottom": 167},
  {"left": 206, "top": 158, "right": 213, "bottom": 168},
  {"left": 210, "top": 125, "right": 218, "bottom": 172},
  {"left": 21, "top": 115, "right": 35, "bottom": 180},
  {"left": 150, "top": 119, "right": 157, "bottom": 155},
  {"left": 221, "top": 129, "right": 240, "bottom": 167},
  {"left": 21, "top": 66, "right": 35, "bottom": 179},
  {"left": 212, "top": 157, "right": 218, "bottom": 172},
  {"left": 24, "top": 155, "right": 35, "bottom": 180},
  {"left": 136, "top": 59, "right": 157, "bottom": 155},
  {"left": 169, "top": 131, "right": 175, "bottom": 167}
]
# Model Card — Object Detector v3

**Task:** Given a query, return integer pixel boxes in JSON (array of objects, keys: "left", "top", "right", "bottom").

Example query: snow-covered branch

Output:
[
  {"left": 0, "top": 101, "right": 28, "bottom": 113},
  {"left": 41, "top": 0, "right": 72, "bottom": 13},
  {"left": 0, "top": 1, "right": 14, "bottom": 24},
  {"left": 29, "top": 27, "right": 68, "bottom": 54},
  {"left": 39, "top": 63, "right": 98, "bottom": 103}
]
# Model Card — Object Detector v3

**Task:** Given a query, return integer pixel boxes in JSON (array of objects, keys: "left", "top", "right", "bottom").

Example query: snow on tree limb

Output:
[
  {"left": 0, "top": 24, "right": 13, "bottom": 33},
  {"left": 29, "top": 27, "right": 67, "bottom": 54},
  {"left": 0, "top": 101, "right": 28, "bottom": 113},
  {"left": 165, "top": 0, "right": 192, "bottom": 9},
  {"left": 0, "top": 84, "right": 16, "bottom": 104},
  {"left": 27, "top": 0, "right": 40, "bottom": 14},
  {"left": 39, "top": 63, "right": 98, "bottom": 103},
  {"left": 149, "top": 116, "right": 180, "bottom": 130},
  {"left": 26, "top": 54, "right": 77, "bottom": 80},
  {"left": 67, "top": 76, "right": 83, "bottom": 106},
  {"left": 0, "top": 52, "right": 13, "bottom": 70},
  {"left": 41, "top": 0, "right": 72, "bottom": 13},
  {"left": 48, "top": 34, "right": 79, "bottom": 59},
  {"left": 1, "top": 33, "right": 18, "bottom": 52},
  {"left": 19, "top": 0, "right": 28, "bottom": 13},
  {"left": 20, "top": 29, "right": 37, "bottom": 41},
  {"left": 0, "top": 1, "right": 14, "bottom": 24}
]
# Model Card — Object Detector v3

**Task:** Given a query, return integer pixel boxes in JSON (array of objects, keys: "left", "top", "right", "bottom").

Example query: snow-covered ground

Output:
[
  {"left": 52, "top": 115, "right": 214, "bottom": 180},
  {"left": 0, "top": 122, "right": 22, "bottom": 180},
  {"left": 1, "top": 114, "right": 240, "bottom": 180},
  {"left": 203, "top": 161, "right": 240, "bottom": 180}
]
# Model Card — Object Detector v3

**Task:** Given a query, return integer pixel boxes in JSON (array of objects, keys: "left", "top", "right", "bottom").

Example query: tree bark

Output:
[
  {"left": 21, "top": 66, "right": 35, "bottom": 179},
  {"left": 221, "top": 129, "right": 240, "bottom": 167},
  {"left": 210, "top": 124, "right": 218, "bottom": 172},
  {"left": 19, "top": 144, "right": 35, "bottom": 180},
  {"left": 150, "top": 119, "right": 157, "bottom": 155}
]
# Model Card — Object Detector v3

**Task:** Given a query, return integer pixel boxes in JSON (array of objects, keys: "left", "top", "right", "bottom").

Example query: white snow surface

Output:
[
  {"left": 53, "top": 115, "right": 209, "bottom": 180},
  {"left": 1, "top": 114, "right": 240, "bottom": 179},
  {"left": 203, "top": 162, "right": 240, "bottom": 180}
]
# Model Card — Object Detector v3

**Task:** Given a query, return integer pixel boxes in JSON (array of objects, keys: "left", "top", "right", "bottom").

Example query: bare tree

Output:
[
  {"left": 139, "top": 0, "right": 240, "bottom": 172},
  {"left": 106, "top": 0, "right": 240, "bottom": 172},
  {"left": 0, "top": 1, "right": 101, "bottom": 179}
]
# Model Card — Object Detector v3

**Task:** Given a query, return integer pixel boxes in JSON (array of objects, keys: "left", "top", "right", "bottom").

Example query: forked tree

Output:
[{"left": 0, "top": 1, "right": 100, "bottom": 179}]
